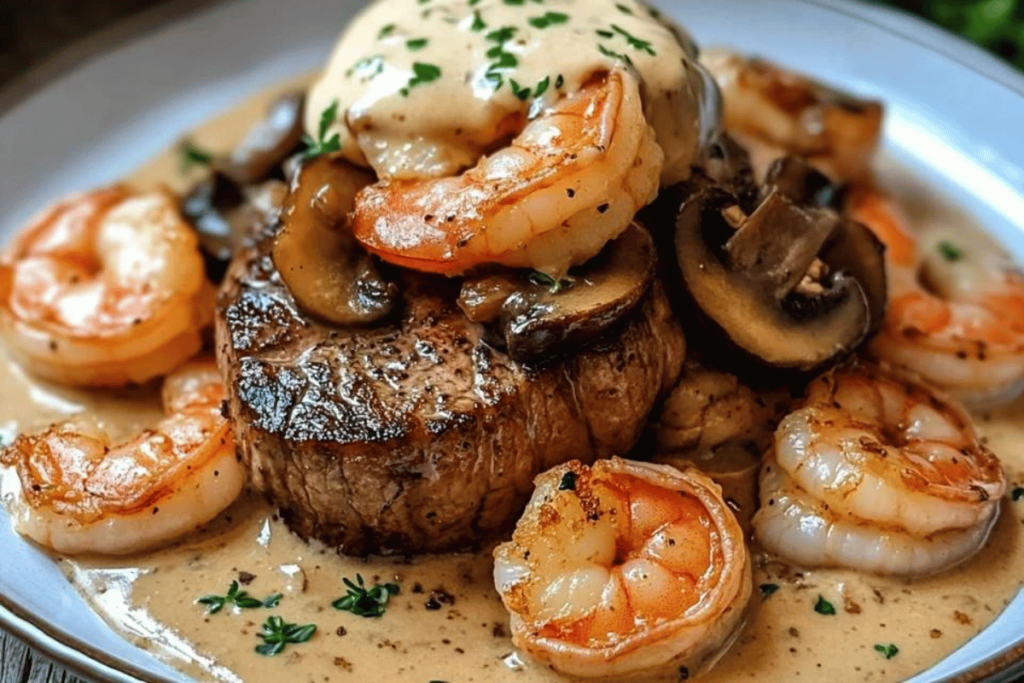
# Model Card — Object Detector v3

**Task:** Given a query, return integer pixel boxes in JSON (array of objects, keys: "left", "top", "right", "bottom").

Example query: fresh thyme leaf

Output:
[
  {"left": 874, "top": 643, "right": 899, "bottom": 659},
  {"left": 255, "top": 616, "right": 316, "bottom": 656},
  {"left": 406, "top": 38, "right": 429, "bottom": 50},
  {"left": 332, "top": 574, "right": 401, "bottom": 618},
  {"left": 378, "top": 23, "right": 397, "bottom": 39},
  {"left": 814, "top": 595, "right": 836, "bottom": 615},
  {"left": 759, "top": 583, "right": 780, "bottom": 598},
  {"left": 558, "top": 471, "right": 577, "bottom": 491},
  {"left": 179, "top": 138, "right": 214, "bottom": 173},
  {"left": 198, "top": 581, "right": 283, "bottom": 614},
  {"left": 533, "top": 75, "right": 551, "bottom": 97},
  {"left": 471, "top": 9, "right": 487, "bottom": 31},
  {"left": 1012, "top": 486, "right": 1024, "bottom": 501},
  {"left": 616, "top": 3, "right": 634, "bottom": 13},
  {"left": 528, "top": 11, "right": 569, "bottom": 28},
  {"left": 938, "top": 240, "right": 964, "bottom": 262},
  {"left": 611, "top": 23, "right": 655, "bottom": 54},
  {"left": 399, "top": 62, "right": 443, "bottom": 96}
]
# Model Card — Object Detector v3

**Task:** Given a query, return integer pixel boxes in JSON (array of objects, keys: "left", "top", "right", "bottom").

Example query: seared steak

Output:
[{"left": 216, "top": 235, "right": 685, "bottom": 555}]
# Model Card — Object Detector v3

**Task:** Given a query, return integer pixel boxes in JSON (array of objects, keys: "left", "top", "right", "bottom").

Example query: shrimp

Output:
[
  {"left": 701, "top": 49, "right": 883, "bottom": 183},
  {"left": 753, "top": 363, "right": 1006, "bottom": 576},
  {"left": 847, "top": 188, "right": 1024, "bottom": 407},
  {"left": 0, "top": 186, "right": 215, "bottom": 388},
  {"left": 352, "top": 69, "right": 664, "bottom": 277},
  {"left": 493, "top": 458, "right": 751, "bottom": 680},
  {"left": 0, "top": 360, "right": 244, "bottom": 555}
]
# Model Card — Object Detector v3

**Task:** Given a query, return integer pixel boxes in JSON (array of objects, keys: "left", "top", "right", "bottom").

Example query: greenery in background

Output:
[{"left": 881, "top": 0, "right": 1024, "bottom": 69}]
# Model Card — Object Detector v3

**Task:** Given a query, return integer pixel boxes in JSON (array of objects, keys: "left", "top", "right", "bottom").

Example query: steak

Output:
[{"left": 216, "top": 232, "right": 685, "bottom": 555}]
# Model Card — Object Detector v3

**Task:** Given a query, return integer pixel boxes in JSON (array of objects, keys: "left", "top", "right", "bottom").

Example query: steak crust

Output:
[{"left": 216, "top": 233, "right": 685, "bottom": 555}]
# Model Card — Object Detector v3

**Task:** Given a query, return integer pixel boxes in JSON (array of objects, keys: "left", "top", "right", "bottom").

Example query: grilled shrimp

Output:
[
  {"left": 0, "top": 186, "right": 214, "bottom": 388},
  {"left": 353, "top": 69, "right": 663, "bottom": 277},
  {"left": 848, "top": 188, "right": 1024, "bottom": 406},
  {"left": 702, "top": 49, "right": 883, "bottom": 182},
  {"left": 0, "top": 360, "right": 243, "bottom": 555},
  {"left": 753, "top": 363, "right": 1005, "bottom": 576},
  {"left": 494, "top": 458, "right": 751, "bottom": 680}
]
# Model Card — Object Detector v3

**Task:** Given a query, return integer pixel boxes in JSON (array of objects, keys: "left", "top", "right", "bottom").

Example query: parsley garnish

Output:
[
  {"left": 482, "top": 26, "right": 520, "bottom": 90},
  {"left": 534, "top": 75, "right": 551, "bottom": 97},
  {"left": 528, "top": 11, "right": 569, "bottom": 28},
  {"left": 400, "top": 62, "right": 443, "bottom": 96},
  {"left": 378, "top": 23, "right": 397, "bottom": 39},
  {"left": 1012, "top": 486, "right": 1024, "bottom": 501},
  {"left": 529, "top": 271, "right": 575, "bottom": 293},
  {"left": 759, "top": 583, "right": 780, "bottom": 599},
  {"left": 179, "top": 138, "right": 213, "bottom": 173},
  {"left": 598, "top": 43, "right": 634, "bottom": 65},
  {"left": 509, "top": 79, "right": 532, "bottom": 100},
  {"left": 874, "top": 643, "right": 899, "bottom": 659},
  {"left": 504, "top": 0, "right": 526, "bottom": 5},
  {"left": 255, "top": 616, "right": 316, "bottom": 656},
  {"left": 616, "top": 3, "right": 634, "bottom": 13},
  {"left": 558, "top": 471, "right": 577, "bottom": 490},
  {"left": 406, "top": 38, "right": 428, "bottom": 50},
  {"left": 596, "top": 28, "right": 614, "bottom": 38},
  {"left": 332, "top": 574, "right": 400, "bottom": 617},
  {"left": 938, "top": 240, "right": 964, "bottom": 262},
  {"left": 611, "top": 23, "right": 655, "bottom": 54},
  {"left": 300, "top": 100, "right": 343, "bottom": 159},
  {"left": 814, "top": 595, "right": 836, "bottom": 615},
  {"left": 471, "top": 9, "right": 487, "bottom": 31},
  {"left": 346, "top": 54, "right": 385, "bottom": 79},
  {"left": 197, "top": 581, "right": 283, "bottom": 614}
]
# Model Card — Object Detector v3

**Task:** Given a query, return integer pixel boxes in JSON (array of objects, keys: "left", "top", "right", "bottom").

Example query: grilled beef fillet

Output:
[{"left": 215, "top": 233, "right": 685, "bottom": 555}]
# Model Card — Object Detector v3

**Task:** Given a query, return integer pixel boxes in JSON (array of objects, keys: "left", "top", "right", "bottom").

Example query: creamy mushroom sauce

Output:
[{"left": 1, "top": 73, "right": 1023, "bottom": 683}]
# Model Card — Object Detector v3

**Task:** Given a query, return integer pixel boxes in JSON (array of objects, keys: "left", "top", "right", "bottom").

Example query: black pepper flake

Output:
[
  {"left": 566, "top": 188, "right": 576, "bottom": 198},
  {"left": 678, "top": 666, "right": 689, "bottom": 680},
  {"left": 336, "top": 626, "right": 347, "bottom": 636}
]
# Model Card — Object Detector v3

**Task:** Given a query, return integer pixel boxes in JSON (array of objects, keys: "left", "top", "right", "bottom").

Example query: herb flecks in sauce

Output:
[
  {"left": 1012, "top": 486, "right": 1024, "bottom": 501},
  {"left": 759, "top": 583, "right": 780, "bottom": 599},
  {"left": 874, "top": 643, "right": 900, "bottom": 659},
  {"left": 400, "top": 62, "right": 443, "bottom": 96},
  {"left": 378, "top": 23, "right": 397, "bottom": 38},
  {"left": 301, "top": 100, "right": 343, "bottom": 159},
  {"left": 814, "top": 595, "right": 837, "bottom": 616},
  {"left": 198, "top": 581, "right": 283, "bottom": 614},
  {"left": 255, "top": 616, "right": 316, "bottom": 656},
  {"left": 938, "top": 240, "right": 964, "bottom": 262},
  {"left": 406, "top": 37, "right": 429, "bottom": 50},
  {"left": 528, "top": 11, "right": 569, "bottom": 28},
  {"left": 333, "top": 574, "right": 401, "bottom": 617},
  {"left": 178, "top": 138, "right": 214, "bottom": 173}
]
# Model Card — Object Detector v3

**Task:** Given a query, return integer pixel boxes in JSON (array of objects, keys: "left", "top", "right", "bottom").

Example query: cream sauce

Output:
[
  {"left": 305, "top": 0, "right": 715, "bottom": 184},
  {"left": 2, "top": 79, "right": 1024, "bottom": 683}
]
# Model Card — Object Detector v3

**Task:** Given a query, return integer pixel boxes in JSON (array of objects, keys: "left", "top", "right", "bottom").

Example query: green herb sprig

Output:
[
  {"left": 814, "top": 595, "right": 837, "bottom": 615},
  {"left": 874, "top": 643, "right": 899, "bottom": 660},
  {"left": 255, "top": 616, "right": 316, "bottom": 656},
  {"left": 528, "top": 11, "right": 569, "bottom": 28},
  {"left": 938, "top": 240, "right": 964, "bottom": 262},
  {"left": 197, "top": 581, "right": 283, "bottom": 614},
  {"left": 301, "top": 100, "right": 343, "bottom": 160},
  {"left": 332, "top": 574, "right": 400, "bottom": 617},
  {"left": 179, "top": 139, "right": 214, "bottom": 173}
]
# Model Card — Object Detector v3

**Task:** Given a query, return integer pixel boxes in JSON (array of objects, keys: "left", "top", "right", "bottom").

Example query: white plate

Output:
[{"left": 0, "top": 0, "right": 1023, "bottom": 681}]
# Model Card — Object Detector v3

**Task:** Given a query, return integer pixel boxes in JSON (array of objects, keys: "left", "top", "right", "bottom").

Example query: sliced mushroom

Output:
[
  {"left": 272, "top": 157, "right": 397, "bottom": 326},
  {"left": 500, "top": 223, "right": 657, "bottom": 364},
  {"left": 218, "top": 92, "right": 305, "bottom": 185},
  {"left": 181, "top": 173, "right": 286, "bottom": 281},
  {"left": 675, "top": 171, "right": 886, "bottom": 371}
]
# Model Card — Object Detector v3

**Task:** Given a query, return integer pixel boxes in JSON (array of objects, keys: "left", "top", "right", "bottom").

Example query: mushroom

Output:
[
  {"left": 180, "top": 173, "right": 286, "bottom": 281},
  {"left": 674, "top": 159, "right": 887, "bottom": 371},
  {"left": 498, "top": 223, "right": 657, "bottom": 364},
  {"left": 217, "top": 92, "right": 305, "bottom": 185},
  {"left": 272, "top": 156, "right": 397, "bottom": 326}
]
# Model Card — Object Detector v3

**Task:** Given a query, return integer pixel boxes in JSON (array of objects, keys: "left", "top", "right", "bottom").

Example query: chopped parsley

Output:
[
  {"left": 332, "top": 574, "right": 400, "bottom": 617},
  {"left": 759, "top": 583, "right": 780, "bottom": 599},
  {"left": 558, "top": 471, "right": 578, "bottom": 491},
  {"left": 611, "top": 23, "right": 655, "bottom": 54},
  {"left": 378, "top": 23, "right": 397, "bottom": 39},
  {"left": 504, "top": 0, "right": 526, "bottom": 5},
  {"left": 255, "top": 616, "right": 316, "bottom": 656},
  {"left": 197, "top": 581, "right": 283, "bottom": 614},
  {"left": 874, "top": 643, "right": 899, "bottom": 659},
  {"left": 1012, "top": 486, "right": 1024, "bottom": 501},
  {"left": 616, "top": 3, "right": 634, "bottom": 14},
  {"left": 528, "top": 11, "right": 569, "bottom": 28},
  {"left": 406, "top": 37, "right": 429, "bottom": 50},
  {"left": 400, "top": 62, "right": 443, "bottom": 96},
  {"left": 179, "top": 138, "right": 214, "bottom": 173},
  {"left": 471, "top": 9, "right": 487, "bottom": 31},
  {"left": 814, "top": 595, "right": 836, "bottom": 615},
  {"left": 509, "top": 79, "right": 532, "bottom": 100},
  {"left": 346, "top": 54, "right": 386, "bottom": 79},
  {"left": 598, "top": 43, "right": 634, "bottom": 65},
  {"left": 529, "top": 271, "right": 575, "bottom": 293},
  {"left": 938, "top": 240, "right": 964, "bottom": 262},
  {"left": 300, "top": 100, "right": 343, "bottom": 159}
]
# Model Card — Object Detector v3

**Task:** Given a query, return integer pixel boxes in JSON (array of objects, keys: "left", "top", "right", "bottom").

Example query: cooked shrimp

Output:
[
  {"left": 847, "top": 188, "right": 1024, "bottom": 406},
  {"left": 0, "top": 186, "right": 215, "bottom": 387},
  {"left": 493, "top": 457, "right": 751, "bottom": 680},
  {"left": 753, "top": 363, "right": 1005, "bottom": 576},
  {"left": 353, "top": 69, "right": 663, "bottom": 276},
  {"left": 701, "top": 49, "right": 882, "bottom": 183},
  {"left": 0, "top": 360, "right": 244, "bottom": 555}
]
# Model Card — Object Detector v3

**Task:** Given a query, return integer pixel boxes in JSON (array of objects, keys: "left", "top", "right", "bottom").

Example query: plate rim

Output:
[{"left": 1, "top": 0, "right": 1023, "bottom": 682}]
